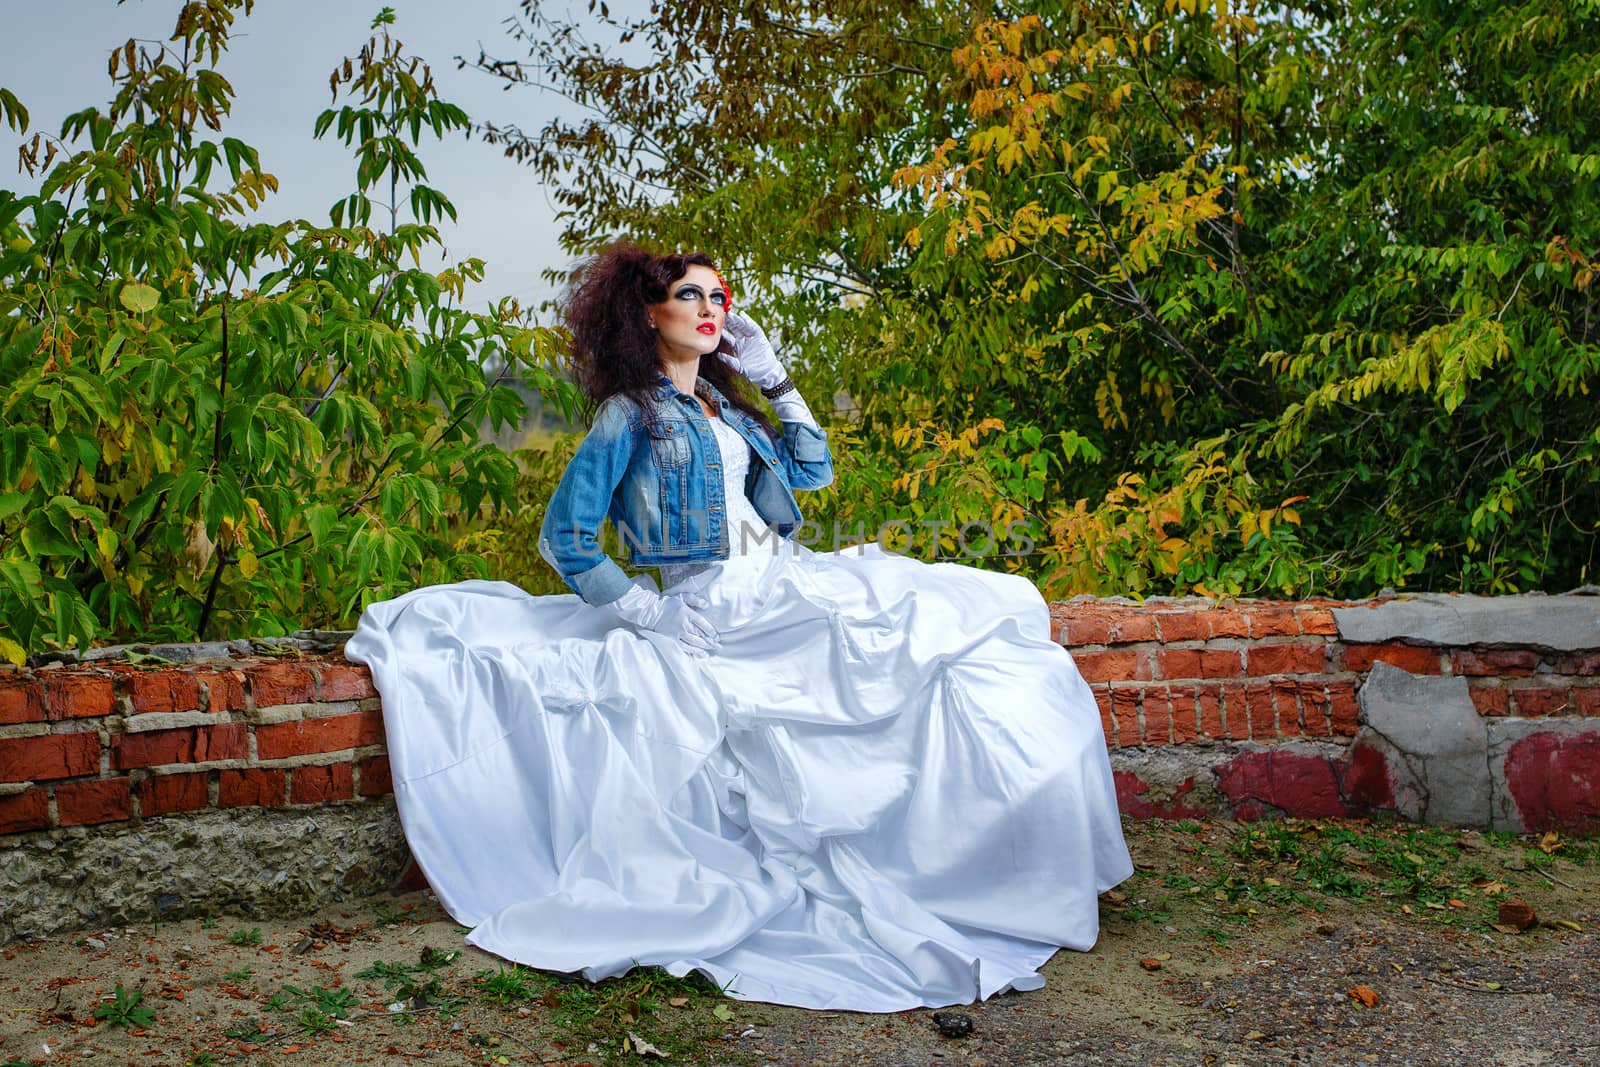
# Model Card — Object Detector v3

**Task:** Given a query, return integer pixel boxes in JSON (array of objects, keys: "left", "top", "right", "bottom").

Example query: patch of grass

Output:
[
  {"left": 526, "top": 966, "right": 729, "bottom": 1064},
  {"left": 297, "top": 1006, "right": 337, "bottom": 1034},
  {"left": 474, "top": 963, "right": 551, "bottom": 1004},
  {"left": 1300, "top": 843, "right": 1368, "bottom": 898},
  {"left": 221, "top": 967, "right": 253, "bottom": 982},
  {"left": 371, "top": 901, "right": 416, "bottom": 927},
  {"left": 1120, "top": 898, "right": 1173, "bottom": 923},
  {"left": 224, "top": 1020, "right": 266, "bottom": 1041},
  {"left": 93, "top": 984, "right": 157, "bottom": 1028},
  {"left": 283, "top": 984, "right": 357, "bottom": 1019},
  {"left": 357, "top": 947, "right": 465, "bottom": 1016},
  {"left": 226, "top": 927, "right": 262, "bottom": 946}
]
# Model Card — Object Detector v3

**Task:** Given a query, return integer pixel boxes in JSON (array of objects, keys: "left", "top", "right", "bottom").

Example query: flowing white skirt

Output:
[{"left": 346, "top": 543, "right": 1132, "bottom": 1012}]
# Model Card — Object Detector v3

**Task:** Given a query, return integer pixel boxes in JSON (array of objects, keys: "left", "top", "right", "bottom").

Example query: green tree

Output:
[
  {"left": 0, "top": 1, "right": 577, "bottom": 661},
  {"left": 476, "top": 0, "right": 1598, "bottom": 598}
]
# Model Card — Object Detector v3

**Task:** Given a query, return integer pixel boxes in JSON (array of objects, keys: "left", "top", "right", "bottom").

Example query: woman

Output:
[{"left": 347, "top": 245, "right": 1132, "bottom": 1013}]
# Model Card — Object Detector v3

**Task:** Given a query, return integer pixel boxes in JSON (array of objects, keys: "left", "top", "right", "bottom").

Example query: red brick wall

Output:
[
  {"left": 1048, "top": 600, "right": 1600, "bottom": 751},
  {"left": 3, "top": 597, "right": 1598, "bottom": 840},
  {"left": 0, "top": 656, "right": 382, "bottom": 835}
]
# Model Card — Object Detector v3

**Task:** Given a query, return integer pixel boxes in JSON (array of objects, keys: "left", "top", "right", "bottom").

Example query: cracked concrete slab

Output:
[
  {"left": 1332, "top": 593, "right": 1600, "bottom": 651},
  {"left": 1355, "top": 662, "right": 1488, "bottom": 827}
]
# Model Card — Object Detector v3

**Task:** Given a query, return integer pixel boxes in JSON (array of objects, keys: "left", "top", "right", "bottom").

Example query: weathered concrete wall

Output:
[
  {"left": 2, "top": 593, "right": 1598, "bottom": 939},
  {"left": 1, "top": 804, "right": 407, "bottom": 942}
]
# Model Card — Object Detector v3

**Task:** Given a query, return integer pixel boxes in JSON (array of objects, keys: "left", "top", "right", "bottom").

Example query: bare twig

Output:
[{"left": 1531, "top": 864, "right": 1577, "bottom": 890}]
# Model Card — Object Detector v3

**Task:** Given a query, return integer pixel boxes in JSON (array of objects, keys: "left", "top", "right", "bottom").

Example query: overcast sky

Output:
[{"left": 1, "top": 0, "right": 581, "bottom": 313}]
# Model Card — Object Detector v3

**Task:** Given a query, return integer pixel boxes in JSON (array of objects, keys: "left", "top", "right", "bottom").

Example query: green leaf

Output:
[
  {"left": 305, "top": 504, "right": 338, "bottom": 548},
  {"left": 118, "top": 282, "right": 160, "bottom": 314}
]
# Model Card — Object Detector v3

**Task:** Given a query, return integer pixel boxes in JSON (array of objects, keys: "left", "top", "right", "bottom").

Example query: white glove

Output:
[
  {"left": 720, "top": 310, "right": 819, "bottom": 428},
  {"left": 720, "top": 310, "right": 786, "bottom": 390},
  {"left": 605, "top": 584, "right": 720, "bottom": 656}
]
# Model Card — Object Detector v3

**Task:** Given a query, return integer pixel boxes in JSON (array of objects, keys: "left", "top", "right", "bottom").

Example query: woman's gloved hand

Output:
[
  {"left": 720, "top": 310, "right": 819, "bottom": 428},
  {"left": 605, "top": 584, "right": 720, "bottom": 656},
  {"left": 720, "top": 310, "right": 786, "bottom": 391}
]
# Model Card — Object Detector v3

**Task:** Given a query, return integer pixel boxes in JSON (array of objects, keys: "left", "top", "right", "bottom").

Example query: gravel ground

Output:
[{"left": 2, "top": 818, "right": 1596, "bottom": 1066}]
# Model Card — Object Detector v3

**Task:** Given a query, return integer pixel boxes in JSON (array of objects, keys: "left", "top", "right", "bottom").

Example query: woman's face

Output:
[{"left": 648, "top": 264, "right": 729, "bottom": 359}]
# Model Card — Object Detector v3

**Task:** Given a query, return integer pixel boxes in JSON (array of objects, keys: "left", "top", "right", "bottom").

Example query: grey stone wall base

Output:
[
  {"left": 1332, "top": 592, "right": 1600, "bottom": 651},
  {"left": 1, "top": 803, "right": 407, "bottom": 942}
]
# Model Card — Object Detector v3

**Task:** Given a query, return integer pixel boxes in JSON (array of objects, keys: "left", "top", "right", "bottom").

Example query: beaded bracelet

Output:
[{"left": 760, "top": 376, "right": 797, "bottom": 400}]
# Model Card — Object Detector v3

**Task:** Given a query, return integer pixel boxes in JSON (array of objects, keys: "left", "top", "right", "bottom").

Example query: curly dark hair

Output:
[{"left": 563, "top": 243, "right": 775, "bottom": 436}]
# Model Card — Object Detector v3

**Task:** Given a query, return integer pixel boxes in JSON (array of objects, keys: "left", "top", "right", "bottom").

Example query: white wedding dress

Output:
[{"left": 346, "top": 416, "right": 1132, "bottom": 1012}]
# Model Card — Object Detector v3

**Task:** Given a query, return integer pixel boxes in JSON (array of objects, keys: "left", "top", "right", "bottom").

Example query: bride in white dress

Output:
[{"left": 346, "top": 245, "right": 1132, "bottom": 1012}]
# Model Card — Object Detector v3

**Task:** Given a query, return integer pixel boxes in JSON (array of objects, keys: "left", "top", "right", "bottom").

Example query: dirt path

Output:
[{"left": 3, "top": 819, "right": 1596, "bottom": 1066}]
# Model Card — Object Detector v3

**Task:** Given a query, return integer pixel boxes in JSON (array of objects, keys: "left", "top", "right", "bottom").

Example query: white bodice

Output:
[
  {"left": 659, "top": 416, "right": 772, "bottom": 588},
  {"left": 708, "top": 416, "right": 769, "bottom": 555}
]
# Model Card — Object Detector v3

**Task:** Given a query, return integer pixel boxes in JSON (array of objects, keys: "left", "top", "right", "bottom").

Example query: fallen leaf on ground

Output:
[
  {"left": 1348, "top": 985, "right": 1380, "bottom": 1008},
  {"left": 626, "top": 1031, "right": 667, "bottom": 1058},
  {"left": 1548, "top": 919, "right": 1583, "bottom": 932},
  {"left": 1538, "top": 831, "right": 1563, "bottom": 854},
  {"left": 667, "top": 997, "right": 688, "bottom": 1008},
  {"left": 1138, "top": 958, "right": 1162, "bottom": 972}
]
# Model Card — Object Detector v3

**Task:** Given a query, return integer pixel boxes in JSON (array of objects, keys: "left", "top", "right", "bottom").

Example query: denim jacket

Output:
[{"left": 538, "top": 373, "right": 834, "bottom": 605}]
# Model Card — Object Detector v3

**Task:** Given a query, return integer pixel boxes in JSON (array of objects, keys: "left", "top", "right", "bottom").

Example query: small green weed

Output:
[
  {"left": 372, "top": 901, "right": 415, "bottom": 927},
  {"left": 93, "top": 984, "right": 157, "bottom": 1028},
  {"left": 474, "top": 964, "right": 551, "bottom": 1004},
  {"left": 1301, "top": 844, "right": 1367, "bottom": 898},
  {"left": 269, "top": 984, "right": 358, "bottom": 1021},
  {"left": 357, "top": 948, "right": 465, "bottom": 1015},
  {"left": 226, "top": 927, "right": 263, "bottom": 946},
  {"left": 222, "top": 967, "right": 253, "bottom": 982},
  {"left": 297, "top": 1006, "right": 337, "bottom": 1034}
]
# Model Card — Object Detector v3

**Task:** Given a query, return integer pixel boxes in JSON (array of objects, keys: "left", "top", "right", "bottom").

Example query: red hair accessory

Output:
[{"left": 715, "top": 269, "right": 734, "bottom": 313}]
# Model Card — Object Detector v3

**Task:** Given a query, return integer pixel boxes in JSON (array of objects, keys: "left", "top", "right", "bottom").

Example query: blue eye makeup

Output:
[{"left": 672, "top": 284, "right": 729, "bottom": 306}]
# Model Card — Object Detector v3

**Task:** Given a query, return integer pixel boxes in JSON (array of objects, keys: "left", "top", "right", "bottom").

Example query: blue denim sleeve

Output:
[
  {"left": 538, "top": 399, "right": 639, "bottom": 606},
  {"left": 776, "top": 420, "right": 834, "bottom": 491}
]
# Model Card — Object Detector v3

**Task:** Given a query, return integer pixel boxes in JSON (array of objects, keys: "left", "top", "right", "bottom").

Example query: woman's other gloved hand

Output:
[{"left": 605, "top": 584, "right": 720, "bottom": 656}]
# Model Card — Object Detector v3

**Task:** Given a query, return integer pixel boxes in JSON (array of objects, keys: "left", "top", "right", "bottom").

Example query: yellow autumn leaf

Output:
[
  {"left": 237, "top": 550, "right": 260, "bottom": 579},
  {"left": 0, "top": 636, "right": 25, "bottom": 667}
]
